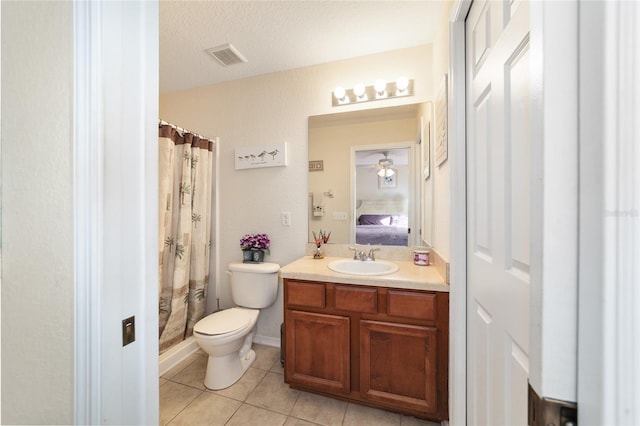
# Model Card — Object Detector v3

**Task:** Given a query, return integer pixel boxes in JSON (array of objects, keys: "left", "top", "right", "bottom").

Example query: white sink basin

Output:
[{"left": 327, "top": 259, "right": 399, "bottom": 276}]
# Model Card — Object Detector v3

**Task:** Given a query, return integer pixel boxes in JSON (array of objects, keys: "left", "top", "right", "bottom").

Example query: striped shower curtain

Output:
[{"left": 158, "top": 122, "right": 214, "bottom": 353}]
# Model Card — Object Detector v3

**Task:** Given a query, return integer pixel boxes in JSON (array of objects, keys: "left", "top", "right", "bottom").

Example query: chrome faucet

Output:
[
  {"left": 348, "top": 246, "right": 363, "bottom": 260},
  {"left": 349, "top": 245, "right": 380, "bottom": 261},
  {"left": 367, "top": 247, "right": 380, "bottom": 261}
]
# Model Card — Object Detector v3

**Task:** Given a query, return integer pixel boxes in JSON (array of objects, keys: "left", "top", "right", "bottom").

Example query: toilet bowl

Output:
[
  {"left": 193, "top": 307, "right": 260, "bottom": 390},
  {"left": 193, "top": 262, "right": 279, "bottom": 390}
]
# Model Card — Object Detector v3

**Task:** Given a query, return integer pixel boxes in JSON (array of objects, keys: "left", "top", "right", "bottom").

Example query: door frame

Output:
[
  {"left": 73, "top": 2, "right": 104, "bottom": 421},
  {"left": 349, "top": 142, "right": 419, "bottom": 247},
  {"left": 72, "top": 0, "right": 640, "bottom": 423},
  {"left": 448, "top": 1, "right": 471, "bottom": 424},
  {"left": 73, "top": 1, "right": 159, "bottom": 423},
  {"left": 577, "top": 1, "right": 640, "bottom": 422}
]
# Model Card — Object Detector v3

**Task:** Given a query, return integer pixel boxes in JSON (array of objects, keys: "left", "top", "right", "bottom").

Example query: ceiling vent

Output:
[{"left": 206, "top": 43, "right": 248, "bottom": 67}]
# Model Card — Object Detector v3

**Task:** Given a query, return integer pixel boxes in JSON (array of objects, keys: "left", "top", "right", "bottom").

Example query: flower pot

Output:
[
  {"left": 252, "top": 249, "right": 265, "bottom": 263},
  {"left": 242, "top": 249, "right": 265, "bottom": 263}
]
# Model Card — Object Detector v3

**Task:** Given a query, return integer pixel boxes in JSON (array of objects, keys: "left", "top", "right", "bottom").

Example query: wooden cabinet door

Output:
[
  {"left": 285, "top": 310, "right": 350, "bottom": 394},
  {"left": 360, "top": 320, "right": 438, "bottom": 415}
]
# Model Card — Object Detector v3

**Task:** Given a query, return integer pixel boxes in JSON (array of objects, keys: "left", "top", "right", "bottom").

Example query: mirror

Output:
[{"left": 308, "top": 102, "right": 433, "bottom": 247}]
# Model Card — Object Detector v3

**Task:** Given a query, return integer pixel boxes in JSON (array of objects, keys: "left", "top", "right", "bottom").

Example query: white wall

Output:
[
  {"left": 431, "top": 0, "right": 454, "bottom": 261},
  {"left": 1, "top": 1, "right": 74, "bottom": 423},
  {"left": 160, "top": 45, "right": 434, "bottom": 340}
]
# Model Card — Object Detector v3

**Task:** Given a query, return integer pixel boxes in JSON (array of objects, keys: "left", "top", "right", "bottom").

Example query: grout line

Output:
[
  {"left": 165, "top": 377, "right": 206, "bottom": 392},
  {"left": 164, "top": 388, "right": 204, "bottom": 426},
  {"left": 241, "top": 400, "right": 302, "bottom": 422},
  {"left": 221, "top": 394, "right": 244, "bottom": 426}
]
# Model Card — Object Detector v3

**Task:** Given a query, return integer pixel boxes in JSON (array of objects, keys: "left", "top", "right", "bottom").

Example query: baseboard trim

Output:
[
  {"left": 158, "top": 336, "right": 199, "bottom": 376},
  {"left": 254, "top": 334, "right": 280, "bottom": 348},
  {"left": 158, "top": 334, "right": 281, "bottom": 376}
]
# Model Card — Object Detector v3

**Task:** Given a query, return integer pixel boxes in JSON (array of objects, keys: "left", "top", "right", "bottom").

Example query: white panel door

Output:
[{"left": 466, "top": 0, "right": 531, "bottom": 424}]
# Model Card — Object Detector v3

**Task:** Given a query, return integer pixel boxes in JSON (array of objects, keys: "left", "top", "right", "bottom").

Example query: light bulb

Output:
[
  {"left": 353, "top": 83, "right": 366, "bottom": 98},
  {"left": 374, "top": 79, "right": 387, "bottom": 94},
  {"left": 396, "top": 76, "right": 409, "bottom": 93},
  {"left": 378, "top": 168, "right": 395, "bottom": 177},
  {"left": 334, "top": 86, "right": 346, "bottom": 100}
]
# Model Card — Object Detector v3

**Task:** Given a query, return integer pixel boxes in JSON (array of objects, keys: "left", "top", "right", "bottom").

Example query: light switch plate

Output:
[{"left": 281, "top": 211, "right": 291, "bottom": 226}]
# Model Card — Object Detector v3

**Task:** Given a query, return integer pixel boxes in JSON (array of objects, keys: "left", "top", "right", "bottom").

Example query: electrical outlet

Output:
[
  {"left": 332, "top": 211, "right": 348, "bottom": 220},
  {"left": 281, "top": 211, "right": 291, "bottom": 226}
]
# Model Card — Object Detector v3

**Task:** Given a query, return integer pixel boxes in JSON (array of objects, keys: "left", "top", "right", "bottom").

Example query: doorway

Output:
[{"left": 352, "top": 146, "right": 413, "bottom": 247}]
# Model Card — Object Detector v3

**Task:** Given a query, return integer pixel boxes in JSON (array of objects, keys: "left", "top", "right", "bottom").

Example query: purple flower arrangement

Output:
[{"left": 240, "top": 233, "right": 271, "bottom": 254}]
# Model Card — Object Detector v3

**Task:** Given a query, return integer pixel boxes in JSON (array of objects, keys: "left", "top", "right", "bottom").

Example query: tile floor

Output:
[{"left": 160, "top": 344, "right": 440, "bottom": 426}]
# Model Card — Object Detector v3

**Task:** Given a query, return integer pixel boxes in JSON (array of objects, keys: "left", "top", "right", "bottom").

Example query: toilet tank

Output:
[{"left": 228, "top": 262, "right": 280, "bottom": 308}]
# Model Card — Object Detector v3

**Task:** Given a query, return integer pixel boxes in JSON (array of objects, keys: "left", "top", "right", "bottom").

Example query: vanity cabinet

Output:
[
  {"left": 284, "top": 279, "right": 449, "bottom": 421},
  {"left": 286, "top": 310, "right": 350, "bottom": 394}
]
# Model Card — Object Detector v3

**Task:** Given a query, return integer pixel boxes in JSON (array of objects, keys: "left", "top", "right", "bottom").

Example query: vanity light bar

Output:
[{"left": 332, "top": 78, "right": 414, "bottom": 107}]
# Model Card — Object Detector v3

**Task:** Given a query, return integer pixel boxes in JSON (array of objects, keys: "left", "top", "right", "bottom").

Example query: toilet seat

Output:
[{"left": 194, "top": 308, "right": 252, "bottom": 336}]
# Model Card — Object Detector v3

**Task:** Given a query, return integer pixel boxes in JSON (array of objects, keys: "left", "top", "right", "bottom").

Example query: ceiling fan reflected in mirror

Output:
[{"left": 376, "top": 151, "right": 395, "bottom": 177}]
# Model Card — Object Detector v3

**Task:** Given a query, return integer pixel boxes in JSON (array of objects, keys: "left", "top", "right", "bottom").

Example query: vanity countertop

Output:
[{"left": 280, "top": 256, "right": 449, "bottom": 292}]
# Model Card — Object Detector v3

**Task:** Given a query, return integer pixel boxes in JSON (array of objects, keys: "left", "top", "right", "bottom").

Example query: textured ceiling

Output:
[{"left": 160, "top": 1, "right": 443, "bottom": 94}]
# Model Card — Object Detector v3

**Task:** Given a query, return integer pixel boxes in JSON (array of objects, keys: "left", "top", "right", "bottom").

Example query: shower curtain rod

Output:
[{"left": 159, "top": 119, "right": 215, "bottom": 143}]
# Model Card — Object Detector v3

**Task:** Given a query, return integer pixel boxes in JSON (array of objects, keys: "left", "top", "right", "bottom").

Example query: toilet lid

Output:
[{"left": 194, "top": 308, "right": 251, "bottom": 336}]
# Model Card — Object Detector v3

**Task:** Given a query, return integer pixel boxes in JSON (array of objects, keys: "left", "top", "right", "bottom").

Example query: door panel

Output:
[
  {"left": 471, "top": 302, "right": 493, "bottom": 423},
  {"left": 506, "top": 337, "right": 530, "bottom": 423},
  {"left": 471, "top": 85, "right": 493, "bottom": 261},
  {"left": 505, "top": 40, "right": 531, "bottom": 278},
  {"left": 466, "top": 0, "right": 531, "bottom": 424}
]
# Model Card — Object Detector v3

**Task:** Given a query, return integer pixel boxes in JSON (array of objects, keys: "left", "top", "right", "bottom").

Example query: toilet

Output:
[{"left": 193, "top": 262, "right": 280, "bottom": 390}]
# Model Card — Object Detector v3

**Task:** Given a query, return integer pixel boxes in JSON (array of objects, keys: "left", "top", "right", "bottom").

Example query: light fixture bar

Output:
[{"left": 332, "top": 79, "right": 414, "bottom": 107}]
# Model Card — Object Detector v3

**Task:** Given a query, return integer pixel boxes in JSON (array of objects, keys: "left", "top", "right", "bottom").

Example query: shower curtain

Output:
[{"left": 158, "top": 122, "right": 214, "bottom": 353}]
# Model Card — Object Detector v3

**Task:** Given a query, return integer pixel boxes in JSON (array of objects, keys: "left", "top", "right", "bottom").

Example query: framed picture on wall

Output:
[
  {"left": 235, "top": 142, "right": 288, "bottom": 170},
  {"left": 378, "top": 173, "right": 397, "bottom": 189}
]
